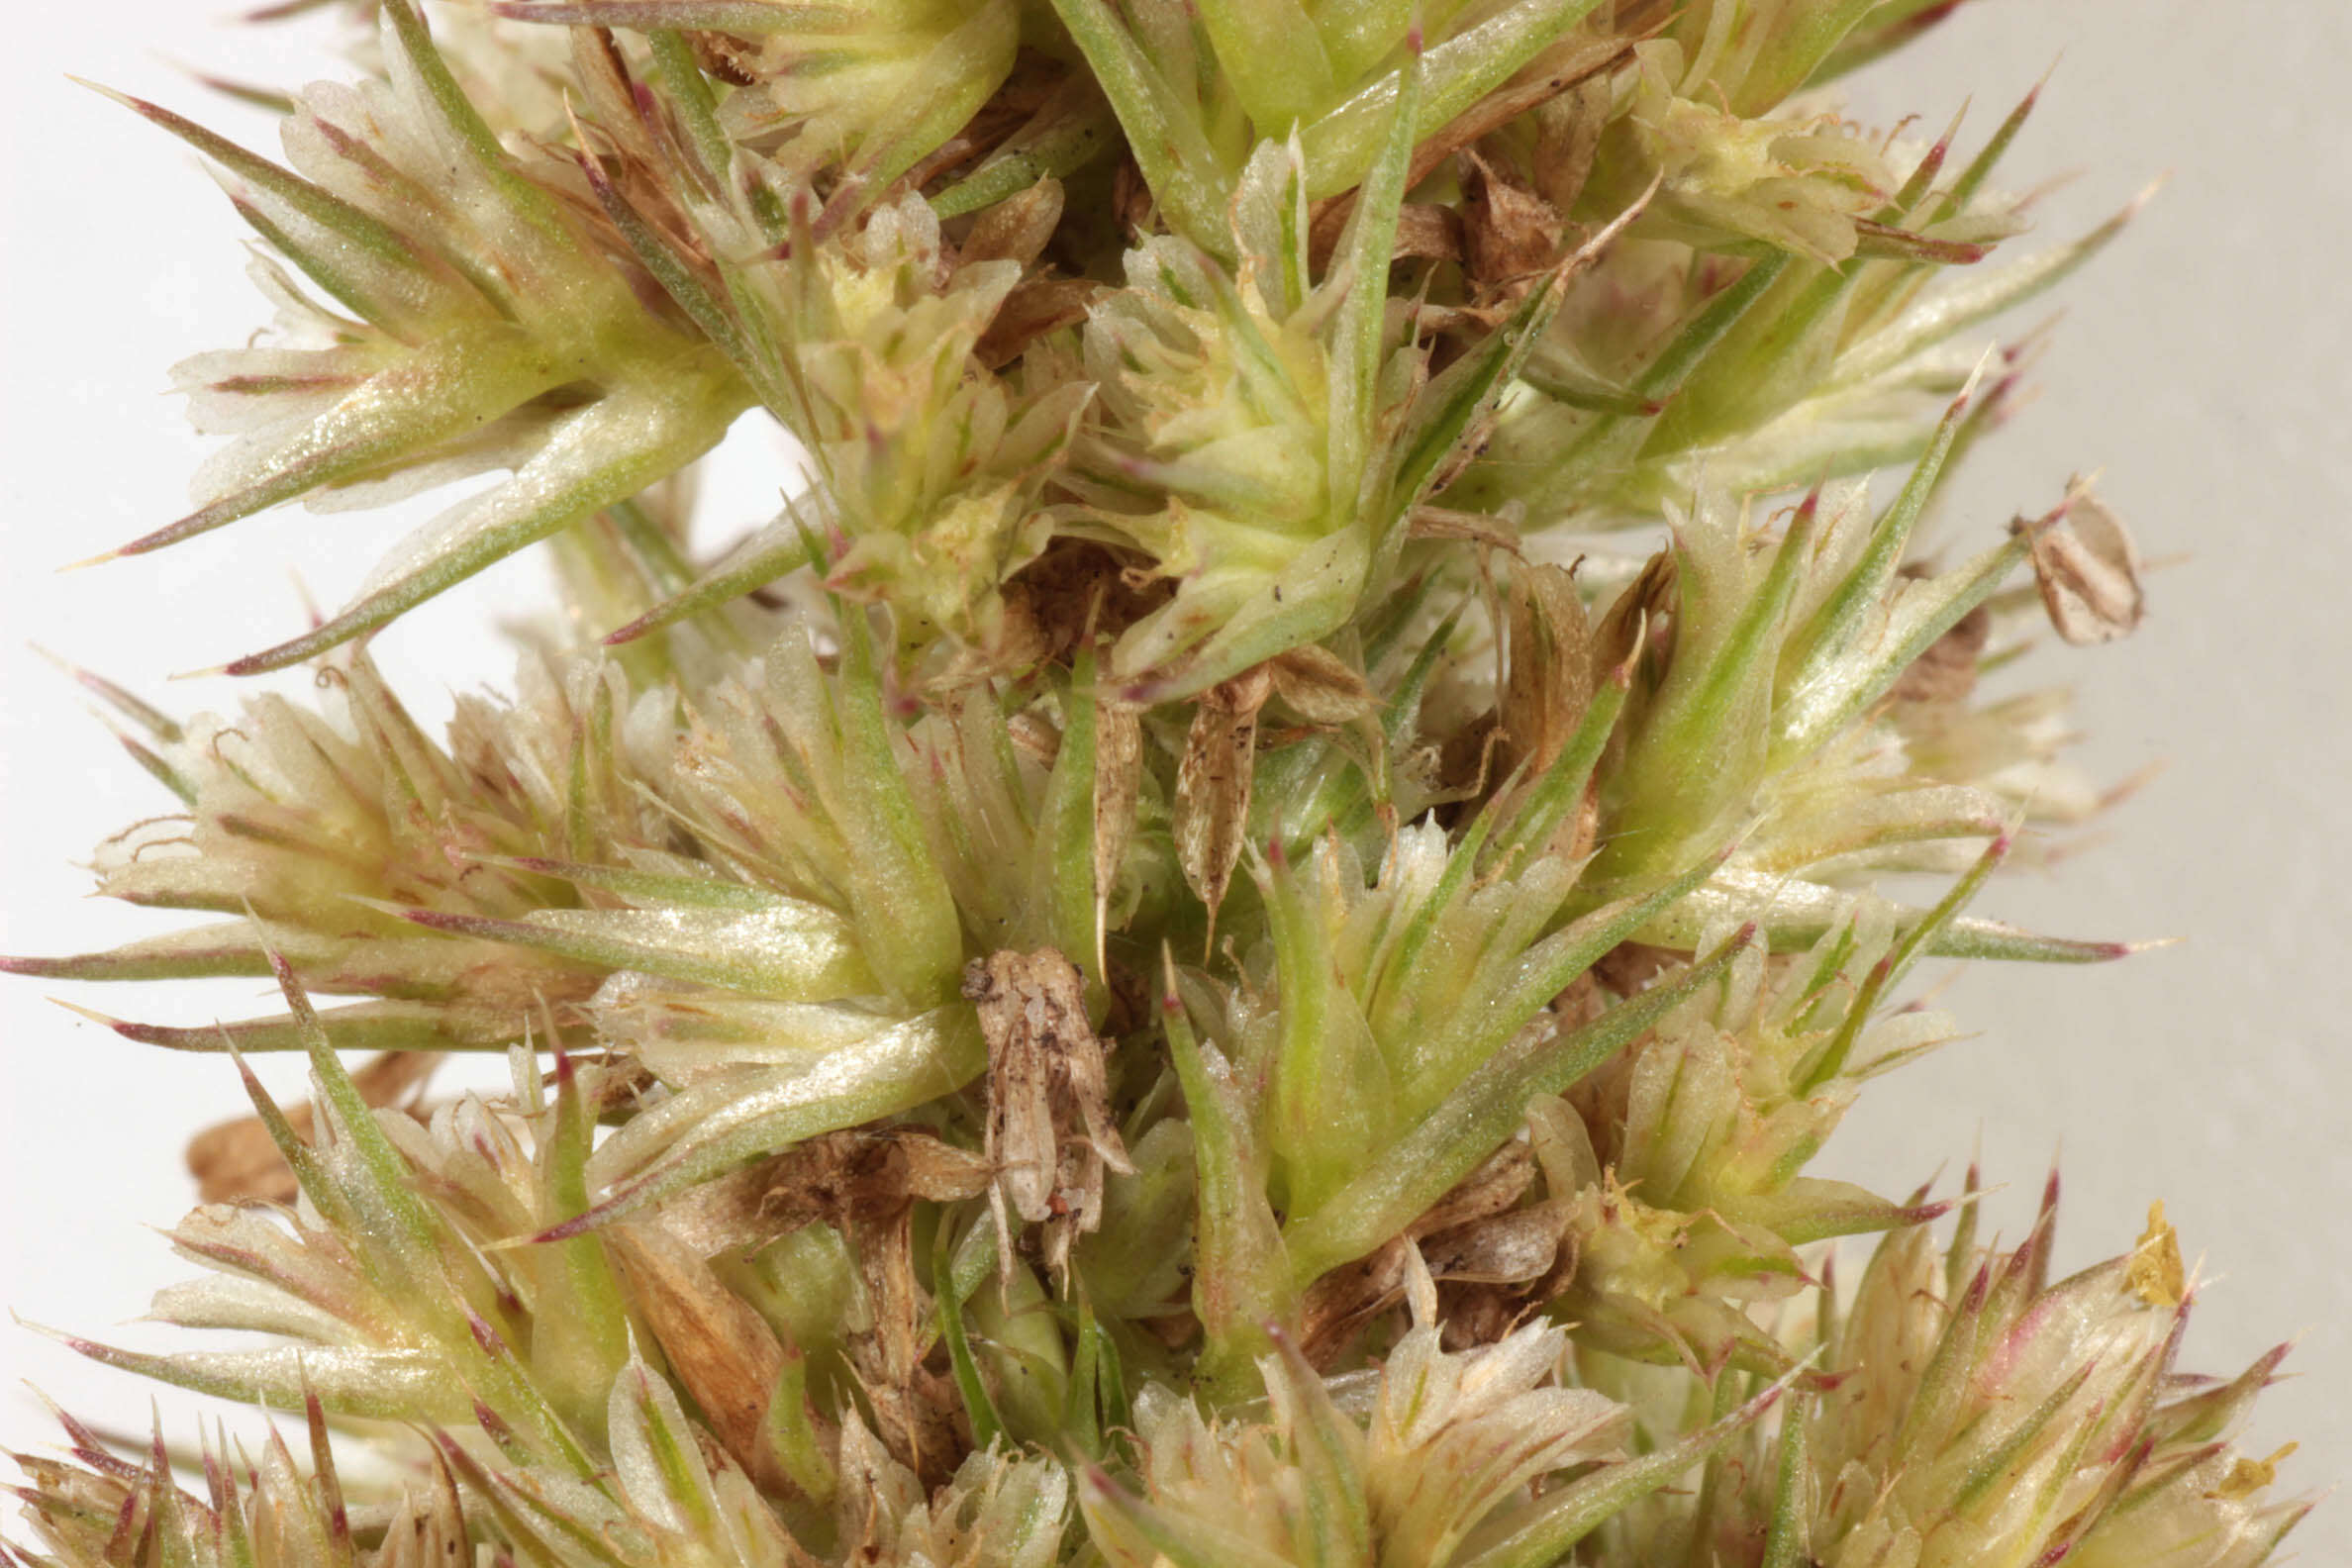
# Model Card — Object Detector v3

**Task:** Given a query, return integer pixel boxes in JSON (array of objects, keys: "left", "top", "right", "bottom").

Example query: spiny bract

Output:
[{"left": 2, "top": 2, "right": 2308, "bottom": 1566}]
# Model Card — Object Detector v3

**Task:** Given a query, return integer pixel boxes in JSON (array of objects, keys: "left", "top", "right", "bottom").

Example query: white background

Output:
[{"left": 3, "top": 2, "right": 2347, "bottom": 1557}]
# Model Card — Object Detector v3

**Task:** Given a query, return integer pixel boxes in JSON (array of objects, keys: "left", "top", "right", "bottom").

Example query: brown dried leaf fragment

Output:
[
  {"left": 1094, "top": 695, "right": 1143, "bottom": 948},
  {"left": 187, "top": 1049, "right": 437, "bottom": 1203},
  {"left": 960, "top": 177, "right": 1065, "bottom": 267},
  {"left": 1530, "top": 75, "right": 1614, "bottom": 214},
  {"left": 1172, "top": 665, "right": 1273, "bottom": 940},
  {"left": 977, "top": 277, "right": 1099, "bottom": 369},
  {"left": 1302, "top": 1237, "right": 1413, "bottom": 1366},
  {"left": 1138, "top": 1310, "right": 1201, "bottom": 1350},
  {"left": 1595, "top": 549, "right": 1675, "bottom": 674},
  {"left": 895, "top": 1131, "right": 1000, "bottom": 1205},
  {"left": 925, "top": 49, "right": 1078, "bottom": 174},
  {"left": 1300, "top": 1142, "right": 1546, "bottom": 1365},
  {"left": 991, "top": 542, "right": 1174, "bottom": 670},
  {"left": 1420, "top": 1205, "right": 1564, "bottom": 1286},
  {"left": 637, "top": 1126, "right": 981, "bottom": 1480},
  {"left": 1592, "top": 940, "right": 1677, "bottom": 999},
  {"left": 660, "top": 1129, "right": 991, "bottom": 1256},
  {"left": 962, "top": 948, "right": 1135, "bottom": 1283},
  {"left": 1267, "top": 644, "right": 1377, "bottom": 726},
  {"left": 1307, "top": 33, "right": 1634, "bottom": 262},
  {"left": 852, "top": 1208, "right": 965, "bottom": 1484},
  {"left": 1436, "top": 1282, "right": 1526, "bottom": 1351},
  {"left": 2015, "top": 479, "right": 2145, "bottom": 645},
  {"left": 1461, "top": 150, "right": 1565, "bottom": 295},
  {"left": 666, "top": 1127, "right": 972, "bottom": 1483},
  {"left": 1421, "top": 32, "right": 1637, "bottom": 181},
  {"left": 1113, "top": 156, "right": 1157, "bottom": 240},
  {"left": 186, "top": 1120, "right": 298, "bottom": 1209},
  {"left": 1006, "top": 706, "right": 1063, "bottom": 772},
  {"left": 1502, "top": 561, "right": 1595, "bottom": 775},
  {"left": 606, "top": 1222, "right": 819, "bottom": 1494},
  {"left": 1394, "top": 203, "right": 1467, "bottom": 264},
  {"left": 683, "top": 30, "right": 761, "bottom": 87},
  {"left": 1415, "top": 1140, "right": 1538, "bottom": 1235},
  {"left": 1408, "top": 506, "right": 1524, "bottom": 550},
  {"left": 1891, "top": 603, "right": 1990, "bottom": 705},
  {"left": 1434, "top": 710, "right": 1508, "bottom": 811}
]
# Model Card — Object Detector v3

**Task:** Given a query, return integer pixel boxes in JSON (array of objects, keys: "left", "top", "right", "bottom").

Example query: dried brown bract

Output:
[
  {"left": 2016, "top": 479, "right": 2146, "bottom": 645},
  {"left": 1300, "top": 1143, "right": 1551, "bottom": 1366},
  {"left": 606, "top": 1221, "right": 813, "bottom": 1494},
  {"left": 976, "top": 277, "right": 1099, "bottom": 369},
  {"left": 661, "top": 1130, "right": 992, "bottom": 1257},
  {"left": 652, "top": 1128, "right": 991, "bottom": 1484},
  {"left": 1891, "top": 602, "right": 1992, "bottom": 705},
  {"left": 963, "top": 948, "right": 1134, "bottom": 1284},
  {"left": 1266, "top": 645, "right": 1378, "bottom": 727},
  {"left": 960, "top": 178, "right": 1065, "bottom": 268},
  {"left": 991, "top": 542, "right": 1174, "bottom": 673},
  {"left": 1172, "top": 665, "right": 1274, "bottom": 939},
  {"left": 186, "top": 1050, "right": 437, "bottom": 1204},
  {"left": 1461, "top": 149, "right": 1567, "bottom": 297},
  {"left": 1502, "top": 560, "right": 1597, "bottom": 776},
  {"left": 1093, "top": 694, "right": 1144, "bottom": 953}
]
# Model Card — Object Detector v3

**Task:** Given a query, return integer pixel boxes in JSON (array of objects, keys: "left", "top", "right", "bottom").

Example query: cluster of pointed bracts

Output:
[{"left": 0, "top": 0, "right": 2304, "bottom": 1565}]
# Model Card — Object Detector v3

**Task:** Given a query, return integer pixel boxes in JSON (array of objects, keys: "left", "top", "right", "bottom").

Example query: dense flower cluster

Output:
[{"left": 3, "top": 2, "right": 2307, "bottom": 1565}]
